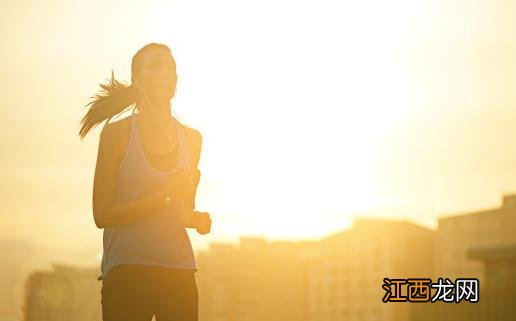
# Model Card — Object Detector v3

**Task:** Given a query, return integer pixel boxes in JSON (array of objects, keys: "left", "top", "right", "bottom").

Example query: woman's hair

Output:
[{"left": 78, "top": 42, "right": 173, "bottom": 140}]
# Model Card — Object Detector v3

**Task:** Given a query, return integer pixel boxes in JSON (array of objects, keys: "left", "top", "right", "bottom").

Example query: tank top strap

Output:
[
  {"left": 130, "top": 108, "right": 191, "bottom": 173},
  {"left": 126, "top": 111, "right": 139, "bottom": 158},
  {"left": 177, "top": 123, "right": 192, "bottom": 172}
]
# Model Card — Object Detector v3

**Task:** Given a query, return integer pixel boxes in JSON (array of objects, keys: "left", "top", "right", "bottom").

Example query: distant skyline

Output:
[{"left": 1, "top": 0, "right": 516, "bottom": 260}]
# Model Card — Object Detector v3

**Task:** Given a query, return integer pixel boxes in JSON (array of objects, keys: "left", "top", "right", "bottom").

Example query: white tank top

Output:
[{"left": 97, "top": 110, "right": 197, "bottom": 281}]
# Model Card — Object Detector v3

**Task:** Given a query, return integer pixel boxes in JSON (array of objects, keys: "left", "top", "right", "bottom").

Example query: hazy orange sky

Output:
[{"left": 1, "top": 0, "right": 516, "bottom": 265}]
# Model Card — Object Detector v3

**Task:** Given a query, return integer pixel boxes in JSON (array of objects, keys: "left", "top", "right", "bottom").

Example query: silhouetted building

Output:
[
  {"left": 196, "top": 237, "right": 313, "bottom": 321},
  {"left": 411, "top": 194, "right": 516, "bottom": 321},
  {"left": 411, "top": 244, "right": 516, "bottom": 321},
  {"left": 467, "top": 244, "right": 516, "bottom": 319},
  {"left": 308, "top": 218, "right": 434, "bottom": 321},
  {"left": 433, "top": 194, "right": 516, "bottom": 284},
  {"left": 19, "top": 194, "right": 516, "bottom": 321},
  {"left": 23, "top": 263, "right": 100, "bottom": 321}
]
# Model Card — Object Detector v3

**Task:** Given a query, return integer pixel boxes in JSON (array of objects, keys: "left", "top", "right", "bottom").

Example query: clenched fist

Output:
[
  {"left": 180, "top": 210, "right": 211, "bottom": 234},
  {"left": 194, "top": 211, "right": 211, "bottom": 235}
]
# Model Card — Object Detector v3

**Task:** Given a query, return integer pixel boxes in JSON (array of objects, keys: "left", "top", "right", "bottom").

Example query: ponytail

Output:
[
  {"left": 79, "top": 42, "right": 172, "bottom": 140},
  {"left": 78, "top": 70, "right": 137, "bottom": 140}
]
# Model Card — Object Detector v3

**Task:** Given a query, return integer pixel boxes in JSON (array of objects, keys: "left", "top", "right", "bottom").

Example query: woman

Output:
[{"left": 79, "top": 42, "right": 211, "bottom": 321}]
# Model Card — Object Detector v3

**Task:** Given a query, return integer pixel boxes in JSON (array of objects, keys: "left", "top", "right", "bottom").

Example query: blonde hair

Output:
[{"left": 78, "top": 43, "right": 172, "bottom": 139}]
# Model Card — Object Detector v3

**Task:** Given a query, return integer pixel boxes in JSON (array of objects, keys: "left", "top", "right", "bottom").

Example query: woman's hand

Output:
[
  {"left": 180, "top": 210, "right": 212, "bottom": 234},
  {"left": 194, "top": 211, "right": 211, "bottom": 235}
]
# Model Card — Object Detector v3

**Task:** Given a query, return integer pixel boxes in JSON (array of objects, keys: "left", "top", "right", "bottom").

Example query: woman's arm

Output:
[
  {"left": 179, "top": 129, "right": 211, "bottom": 234},
  {"left": 185, "top": 169, "right": 201, "bottom": 212},
  {"left": 92, "top": 122, "right": 168, "bottom": 229},
  {"left": 182, "top": 169, "right": 201, "bottom": 228},
  {"left": 181, "top": 129, "right": 203, "bottom": 228}
]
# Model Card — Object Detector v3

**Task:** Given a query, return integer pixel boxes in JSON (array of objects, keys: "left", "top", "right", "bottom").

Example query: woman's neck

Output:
[{"left": 137, "top": 99, "right": 176, "bottom": 126}]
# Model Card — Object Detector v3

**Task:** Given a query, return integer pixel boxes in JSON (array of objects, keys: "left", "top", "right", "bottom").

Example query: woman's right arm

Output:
[{"left": 92, "top": 123, "right": 168, "bottom": 229}]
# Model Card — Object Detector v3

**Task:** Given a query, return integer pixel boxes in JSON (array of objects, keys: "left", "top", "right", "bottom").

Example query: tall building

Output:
[
  {"left": 23, "top": 263, "right": 100, "bottom": 321},
  {"left": 411, "top": 194, "right": 516, "bottom": 321},
  {"left": 434, "top": 194, "right": 516, "bottom": 285},
  {"left": 19, "top": 194, "right": 516, "bottom": 321},
  {"left": 196, "top": 237, "right": 313, "bottom": 321},
  {"left": 308, "top": 219, "right": 434, "bottom": 321}
]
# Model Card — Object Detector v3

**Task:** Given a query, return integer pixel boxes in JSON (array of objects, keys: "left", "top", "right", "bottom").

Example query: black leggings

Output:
[{"left": 101, "top": 264, "right": 198, "bottom": 321}]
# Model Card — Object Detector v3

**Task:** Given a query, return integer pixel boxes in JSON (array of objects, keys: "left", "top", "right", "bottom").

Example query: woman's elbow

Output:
[
  {"left": 93, "top": 209, "right": 106, "bottom": 229},
  {"left": 94, "top": 218, "right": 105, "bottom": 230}
]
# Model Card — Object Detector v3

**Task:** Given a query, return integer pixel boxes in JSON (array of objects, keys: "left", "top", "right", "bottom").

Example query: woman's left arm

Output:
[
  {"left": 184, "top": 169, "right": 201, "bottom": 214},
  {"left": 186, "top": 128, "right": 202, "bottom": 210},
  {"left": 182, "top": 128, "right": 203, "bottom": 228}
]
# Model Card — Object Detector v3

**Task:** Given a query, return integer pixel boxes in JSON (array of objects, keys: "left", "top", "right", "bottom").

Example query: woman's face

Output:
[{"left": 135, "top": 48, "right": 177, "bottom": 101}]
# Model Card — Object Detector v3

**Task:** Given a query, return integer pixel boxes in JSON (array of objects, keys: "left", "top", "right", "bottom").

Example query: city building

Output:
[
  {"left": 308, "top": 218, "right": 434, "bottom": 321},
  {"left": 23, "top": 263, "right": 100, "bottom": 321}
]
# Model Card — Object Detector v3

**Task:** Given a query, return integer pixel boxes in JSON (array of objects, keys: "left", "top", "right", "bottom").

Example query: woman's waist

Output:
[
  {"left": 110, "top": 263, "right": 197, "bottom": 275},
  {"left": 104, "top": 216, "right": 190, "bottom": 250}
]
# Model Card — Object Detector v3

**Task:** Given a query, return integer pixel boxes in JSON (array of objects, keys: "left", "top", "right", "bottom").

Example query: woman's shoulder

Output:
[
  {"left": 177, "top": 121, "right": 202, "bottom": 144},
  {"left": 98, "top": 116, "right": 133, "bottom": 159},
  {"left": 101, "top": 116, "right": 132, "bottom": 140}
]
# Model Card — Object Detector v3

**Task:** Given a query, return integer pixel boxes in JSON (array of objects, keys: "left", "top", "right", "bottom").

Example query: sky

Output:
[{"left": 1, "top": 0, "right": 516, "bottom": 267}]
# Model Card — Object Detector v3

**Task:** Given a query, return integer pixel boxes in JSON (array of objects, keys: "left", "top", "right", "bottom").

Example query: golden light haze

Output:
[{"left": 1, "top": 0, "right": 516, "bottom": 262}]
